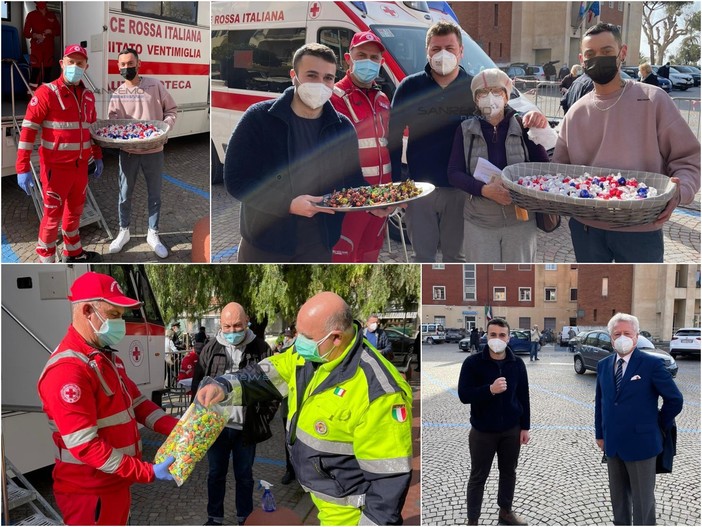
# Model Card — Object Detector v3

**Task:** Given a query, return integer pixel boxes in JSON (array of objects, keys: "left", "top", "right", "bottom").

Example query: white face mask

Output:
[
  {"left": 294, "top": 77, "right": 333, "bottom": 110},
  {"left": 477, "top": 93, "right": 506, "bottom": 119},
  {"left": 614, "top": 335, "right": 635, "bottom": 355},
  {"left": 488, "top": 338, "right": 507, "bottom": 354},
  {"left": 368, "top": 323, "right": 378, "bottom": 332},
  {"left": 428, "top": 49, "right": 458, "bottom": 76}
]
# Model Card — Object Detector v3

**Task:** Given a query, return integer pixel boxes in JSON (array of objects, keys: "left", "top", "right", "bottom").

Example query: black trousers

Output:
[{"left": 467, "top": 425, "right": 522, "bottom": 520}]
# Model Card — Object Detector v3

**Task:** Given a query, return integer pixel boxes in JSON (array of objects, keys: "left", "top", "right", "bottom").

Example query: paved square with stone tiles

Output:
[
  {"left": 421, "top": 343, "right": 700, "bottom": 526},
  {"left": 2, "top": 134, "right": 209, "bottom": 263},
  {"left": 211, "top": 182, "right": 699, "bottom": 263}
]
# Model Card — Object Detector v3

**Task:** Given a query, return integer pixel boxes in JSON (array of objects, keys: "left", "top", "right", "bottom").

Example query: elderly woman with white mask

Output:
[{"left": 447, "top": 68, "right": 549, "bottom": 262}]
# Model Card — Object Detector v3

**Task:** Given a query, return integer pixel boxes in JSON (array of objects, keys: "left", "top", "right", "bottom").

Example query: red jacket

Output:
[
  {"left": 37, "top": 325, "right": 177, "bottom": 494},
  {"left": 177, "top": 350, "right": 198, "bottom": 381},
  {"left": 16, "top": 76, "right": 102, "bottom": 174},
  {"left": 331, "top": 72, "right": 392, "bottom": 185},
  {"left": 23, "top": 8, "right": 61, "bottom": 67}
]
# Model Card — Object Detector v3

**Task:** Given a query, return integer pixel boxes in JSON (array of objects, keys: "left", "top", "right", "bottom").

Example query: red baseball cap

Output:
[
  {"left": 68, "top": 272, "right": 140, "bottom": 307},
  {"left": 63, "top": 44, "right": 88, "bottom": 60},
  {"left": 349, "top": 31, "right": 385, "bottom": 53}
]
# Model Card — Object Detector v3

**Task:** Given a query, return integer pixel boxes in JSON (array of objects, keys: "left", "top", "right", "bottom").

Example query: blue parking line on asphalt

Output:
[
  {"left": 674, "top": 207, "right": 700, "bottom": 218},
  {"left": 530, "top": 383, "right": 596, "bottom": 410},
  {"left": 2, "top": 233, "right": 20, "bottom": 263},
  {"left": 163, "top": 173, "right": 209, "bottom": 199},
  {"left": 421, "top": 372, "right": 460, "bottom": 399},
  {"left": 212, "top": 246, "right": 238, "bottom": 262}
]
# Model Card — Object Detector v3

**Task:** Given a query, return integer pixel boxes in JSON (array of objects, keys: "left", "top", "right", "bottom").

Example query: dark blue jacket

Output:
[
  {"left": 224, "top": 87, "right": 365, "bottom": 255},
  {"left": 388, "top": 64, "right": 474, "bottom": 186},
  {"left": 458, "top": 347, "right": 530, "bottom": 433},
  {"left": 595, "top": 348, "right": 683, "bottom": 462}
]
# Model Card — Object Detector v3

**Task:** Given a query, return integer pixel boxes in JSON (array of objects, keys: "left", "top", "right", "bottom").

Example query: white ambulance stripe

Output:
[
  {"left": 18, "top": 141, "right": 35, "bottom": 150},
  {"left": 98, "top": 450, "right": 125, "bottom": 474},
  {"left": 359, "top": 511, "right": 379, "bottom": 525},
  {"left": 360, "top": 350, "right": 394, "bottom": 394},
  {"left": 21, "top": 119, "right": 41, "bottom": 130},
  {"left": 43, "top": 120, "right": 81, "bottom": 129},
  {"left": 62, "top": 426, "right": 98, "bottom": 448},
  {"left": 304, "top": 486, "right": 365, "bottom": 508},
  {"left": 144, "top": 408, "right": 168, "bottom": 429},
  {"left": 357, "top": 456, "right": 412, "bottom": 474},
  {"left": 96, "top": 409, "right": 132, "bottom": 428},
  {"left": 259, "top": 359, "right": 288, "bottom": 397},
  {"left": 296, "top": 428, "right": 354, "bottom": 455}
]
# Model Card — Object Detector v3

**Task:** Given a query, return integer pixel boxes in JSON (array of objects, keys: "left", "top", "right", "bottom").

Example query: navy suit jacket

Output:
[{"left": 595, "top": 348, "right": 683, "bottom": 462}]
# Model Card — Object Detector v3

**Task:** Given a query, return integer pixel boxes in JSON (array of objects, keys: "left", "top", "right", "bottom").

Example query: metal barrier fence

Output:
[{"left": 516, "top": 78, "right": 701, "bottom": 140}]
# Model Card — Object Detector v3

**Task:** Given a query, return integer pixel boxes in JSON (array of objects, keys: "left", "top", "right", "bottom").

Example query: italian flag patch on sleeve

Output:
[
  {"left": 392, "top": 404, "right": 408, "bottom": 423},
  {"left": 334, "top": 387, "right": 346, "bottom": 397}
]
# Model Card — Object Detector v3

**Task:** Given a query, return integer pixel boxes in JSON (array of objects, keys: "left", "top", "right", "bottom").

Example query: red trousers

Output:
[
  {"left": 37, "top": 161, "right": 88, "bottom": 261},
  {"left": 55, "top": 487, "right": 131, "bottom": 525},
  {"left": 332, "top": 211, "right": 386, "bottom": 263}
]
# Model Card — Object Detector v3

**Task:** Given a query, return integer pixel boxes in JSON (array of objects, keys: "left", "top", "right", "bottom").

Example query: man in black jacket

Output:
[
  {"left": 225, "top": 43, "right": 387, "bottom": 263},
  {"left": 458, "top": 318, "right": 530, "bottom": 526},
  {"left": 191, "top": 302, "right": 274, "bottom": 526}
]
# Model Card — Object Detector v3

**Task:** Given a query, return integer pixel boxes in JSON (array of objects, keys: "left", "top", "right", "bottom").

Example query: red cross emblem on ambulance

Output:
[
  {"left": 309, "top": 2, "right": 321, "bottom": 19},
  {"left": 129, "top": 340, "right": 144, "bottom": 367},
  {"left": 382, "top": 6, "right": 398, "bottom": 17}
]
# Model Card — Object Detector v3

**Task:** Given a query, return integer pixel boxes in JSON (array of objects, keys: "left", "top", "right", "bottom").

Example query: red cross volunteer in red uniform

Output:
[
  {"left": 16, "top": 44, "right": 103, "bottom": 263},
  {"left": 331, "top": 31, "right": 393, "bottom": 262},
  {"left": 37, "top": 272, "right": 177, "bottom": 525}
]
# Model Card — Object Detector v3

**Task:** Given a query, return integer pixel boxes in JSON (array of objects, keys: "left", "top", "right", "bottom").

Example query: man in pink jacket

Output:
[{"left": 107, "top": 48, "right": 178, "bottom": 259}]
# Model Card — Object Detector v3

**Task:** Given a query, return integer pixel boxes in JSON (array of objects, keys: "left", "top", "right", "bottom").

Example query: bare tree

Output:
[{"left": 642, "top": 1, "right": 695, "bottom": 63}]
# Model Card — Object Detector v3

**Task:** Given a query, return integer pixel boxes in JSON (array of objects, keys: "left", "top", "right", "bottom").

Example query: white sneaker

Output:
[
  {"left": 109, "top": 228, "right": 130, "bottom": 253},
  {"left": 147, "top": 229, "right": 168, "bottom": 259}
]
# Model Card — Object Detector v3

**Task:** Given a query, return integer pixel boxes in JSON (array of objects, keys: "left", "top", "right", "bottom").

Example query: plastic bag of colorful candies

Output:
[
  {"left": 154, "top": 378, "right": 229, "bottom": 486},
  {"left": 95, "top": 122, "right": 165, "bottom": 141}
]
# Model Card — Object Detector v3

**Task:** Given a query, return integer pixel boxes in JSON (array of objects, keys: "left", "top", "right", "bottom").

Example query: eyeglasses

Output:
[{"left": 475, "top": 88, "right": 506, "bottom": 98}]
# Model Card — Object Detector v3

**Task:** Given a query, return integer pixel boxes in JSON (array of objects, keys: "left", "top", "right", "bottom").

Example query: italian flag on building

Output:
[{"left": 392, "top": 404, "right": 408, "bottom": 423}]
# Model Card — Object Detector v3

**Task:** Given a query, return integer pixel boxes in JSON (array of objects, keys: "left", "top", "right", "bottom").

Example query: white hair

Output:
[{"left": 607, "top": 313, "right": 639, "bottom": 335}]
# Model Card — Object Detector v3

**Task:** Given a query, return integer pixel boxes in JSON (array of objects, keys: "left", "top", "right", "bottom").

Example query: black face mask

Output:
[
  {"left": 119, "top": 67, "right": 138, "bottom": 81},
  {"left": 583, "top": 55, "right": 620, "bottom": 85}
]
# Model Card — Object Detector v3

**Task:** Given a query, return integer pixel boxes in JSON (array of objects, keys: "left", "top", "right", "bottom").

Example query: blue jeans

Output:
[
  {"left": 206, "top": 427, "right": 256, "bottom": 523},
  {"left": 117, "top": 150, "right": 164, "bottom": 230},
  {"left": 568, "top": 219, "right": 664, "bottom": 263},
  {"left": 530, "top": 342, "right": 539, "bottom": 360}
]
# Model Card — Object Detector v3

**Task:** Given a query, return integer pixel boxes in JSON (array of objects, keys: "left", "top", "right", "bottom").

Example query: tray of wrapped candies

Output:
[
  {"left": 89, "top": 119, "right": 169, "bottom": 150},
  {"left": 501, "top": 163, "right": 676, "bottom": 228},
  {"left": 316, "top": 180, "right": 435, "bottom": 211}
]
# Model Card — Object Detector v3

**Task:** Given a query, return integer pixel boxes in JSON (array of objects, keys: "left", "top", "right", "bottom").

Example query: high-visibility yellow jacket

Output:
[{"left": 216, "top": 322, "right": 413, "bottom": 525}]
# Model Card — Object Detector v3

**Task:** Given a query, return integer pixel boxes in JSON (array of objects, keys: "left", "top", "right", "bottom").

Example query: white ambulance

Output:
[
  {"left": 1, "top": 1, "right": 210, "bottom": 176},
  {"left": 1, "top": 264, "right": 168, "bottom": 474},
  {"left": 210, "top": 0, "right": 539, "bottom": 183}
]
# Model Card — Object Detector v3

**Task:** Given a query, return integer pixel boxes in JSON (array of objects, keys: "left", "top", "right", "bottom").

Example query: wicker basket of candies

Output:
[
  {"left": 501, "top": 162, "right": 676, "bottom": 228},
  {"left": 90, "top": 119, "right": 169, "bottom": 150}
]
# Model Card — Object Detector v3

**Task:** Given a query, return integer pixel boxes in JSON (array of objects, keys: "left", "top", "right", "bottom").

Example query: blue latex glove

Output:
[
  {"left": 153, "top": 456, "right": 175, "bottom": 481},
  {"left": 93, "top": 159, "right": 104, "bottom": 179},
  {"left": 17, "top": 172, "right": 34, "bottom": 195}
]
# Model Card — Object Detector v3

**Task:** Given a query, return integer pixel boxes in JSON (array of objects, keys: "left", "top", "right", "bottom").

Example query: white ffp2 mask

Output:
[
  {"left": 428, "top": 50, "right": 458, "bottom": 76},
  {"left": 294, "top": 78, "right": 333, "bottom": 110}
]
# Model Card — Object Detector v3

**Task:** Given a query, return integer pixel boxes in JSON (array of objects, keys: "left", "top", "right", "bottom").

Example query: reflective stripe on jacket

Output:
[
  {"left": 16, "top": 77, "right": 102, "bottom": 173},
  {"left": 332, "top": 73, "right": 392, "bottom": 186},
  {"left": 217, "top": 321, "right": 413, "bottom": 525},
  {"left": 37, "top": 325, "right": 176, "bottom": 494}
]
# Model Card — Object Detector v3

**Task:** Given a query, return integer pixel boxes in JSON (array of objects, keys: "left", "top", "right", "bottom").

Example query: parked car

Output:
[
  {"left": 671, "top": 65, "right": 700, "bottom": 86},
  {"left": 460, "top": 329, "right": 532, "bottom": 354},
  {"left": 560, "top": 325, "right": 580, "bottom": 346},
  {"left": 510, "top": 62, "right": 547, "bottom": 82},
  {"left": 652, "top": 65, "right": 694, "bottom": 90},
  {"left": 384, "top": 327, "right": 416, "bottom": 372},
  {"left": 567, "top": 330, "right": 589, "bottom": 352},
  {"left": 444, "top": 328, "right": 464, "bottom": 343},
  {"left": 573, "top": 331, "right": 677, "bottom": 377},
  {"left": 421, "top": 323, "right": 445, "bottom": 344},
  {"left": 669, "top": 328, "right": 701, "bottom": 359}
]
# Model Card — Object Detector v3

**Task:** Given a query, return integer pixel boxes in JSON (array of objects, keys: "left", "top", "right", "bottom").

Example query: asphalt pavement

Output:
[{"left": 421, "top": 342, "right": 701, "bottom": 526}]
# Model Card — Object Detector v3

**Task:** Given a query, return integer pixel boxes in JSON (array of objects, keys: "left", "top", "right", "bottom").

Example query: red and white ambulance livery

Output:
[{"left": 210, "top": 0, "right": 539, "bottom": 183}]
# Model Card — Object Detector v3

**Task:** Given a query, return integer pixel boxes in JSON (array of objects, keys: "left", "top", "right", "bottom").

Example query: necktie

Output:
[{"left": 615, "top": 358, "right": 624, "bottom": 393}]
